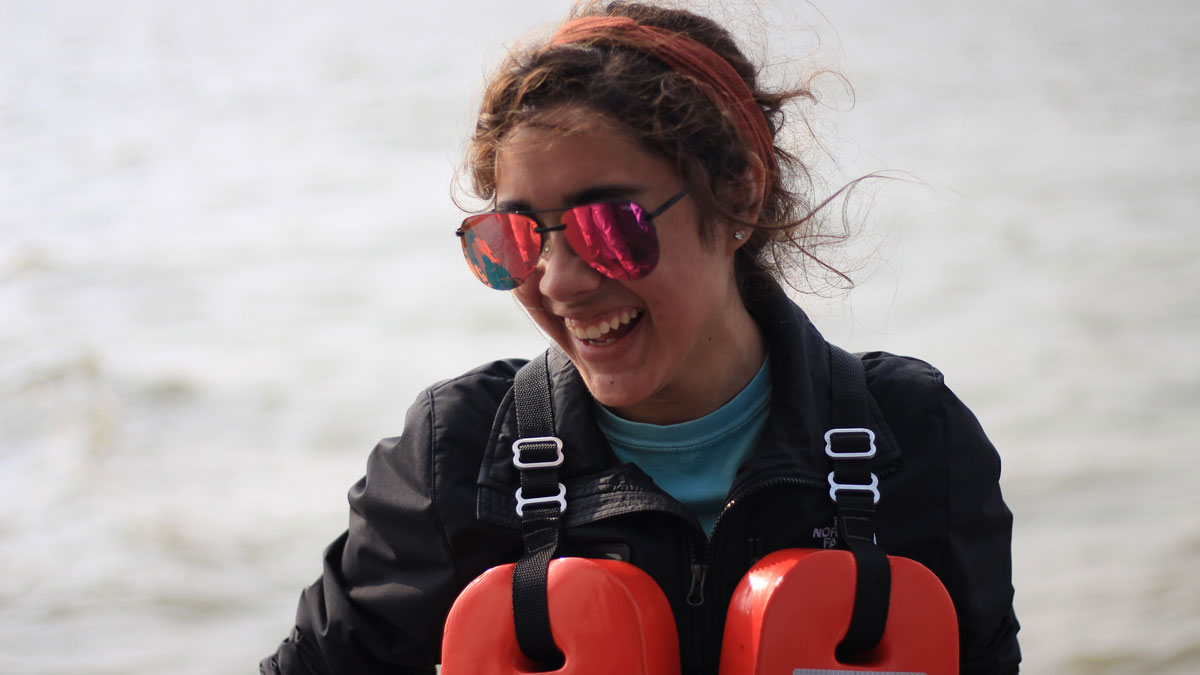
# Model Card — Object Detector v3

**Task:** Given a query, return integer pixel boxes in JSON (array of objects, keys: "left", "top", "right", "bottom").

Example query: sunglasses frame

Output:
[{"left": 456, "top": 187, "right": 690, "bottom": 290}]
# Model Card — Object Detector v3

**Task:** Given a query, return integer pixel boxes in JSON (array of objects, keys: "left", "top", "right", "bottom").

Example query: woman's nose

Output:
[{"left": 536, "top": 231, "right": 603, "bottom": 299}]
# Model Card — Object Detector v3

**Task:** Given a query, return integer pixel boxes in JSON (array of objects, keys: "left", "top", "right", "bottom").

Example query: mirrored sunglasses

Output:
[{"left": 455, "top": 188, "right": 690, "bottom": 290}]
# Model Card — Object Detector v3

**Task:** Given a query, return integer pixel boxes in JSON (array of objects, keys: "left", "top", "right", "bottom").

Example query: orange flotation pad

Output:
[
  {"left": 719, "top": 548, "right": 959, "bottom": 675},
  {"left": 441, "top": 557, "right": 680, "bottom": 675}
]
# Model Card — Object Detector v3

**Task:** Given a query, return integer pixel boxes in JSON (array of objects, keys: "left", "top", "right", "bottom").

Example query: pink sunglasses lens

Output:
[{"left": 563, "top": 202, "right": 659, "bottom": 280}]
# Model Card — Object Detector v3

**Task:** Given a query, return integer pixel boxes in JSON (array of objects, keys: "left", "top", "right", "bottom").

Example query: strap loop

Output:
[
  {"left": 512, "top": 437, "right": 565, "bottom": 469},
  {"left": 827, "top": 471, "right": 880, "bottom": 505},
  {"left": 824, "top": 427, "right": 876, "bottom": 460},
  {"left": 514, "top": 484, "right": 567, "bottom": 517}
]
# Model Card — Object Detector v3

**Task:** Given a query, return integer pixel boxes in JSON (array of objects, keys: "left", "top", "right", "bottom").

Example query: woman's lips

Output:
[{"left": 564, "top": 308, "right": 643, "bottom": 344}]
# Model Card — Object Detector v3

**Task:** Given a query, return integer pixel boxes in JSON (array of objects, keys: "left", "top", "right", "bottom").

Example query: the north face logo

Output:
[{"left": 811, "top": 524, "right": 838, "bottom": 549}]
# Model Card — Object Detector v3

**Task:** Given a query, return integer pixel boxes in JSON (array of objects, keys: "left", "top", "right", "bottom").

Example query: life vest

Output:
[
  {"left": 441, "top": 557, "right": 679, "bottom": 675},
  {"left": 719, "top": 548, "right": 959, "bottom": 674},
  {"left": 442, "top": 347, "right": 959, "bottom": 673},
  {"left": 441, "top": 548, "right": 958, "bottom": 674}
]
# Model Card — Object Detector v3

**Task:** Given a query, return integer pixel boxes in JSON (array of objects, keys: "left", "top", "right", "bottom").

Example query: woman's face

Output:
[{"left": 496, "top": 110, "right": 764, "bottom": 424}]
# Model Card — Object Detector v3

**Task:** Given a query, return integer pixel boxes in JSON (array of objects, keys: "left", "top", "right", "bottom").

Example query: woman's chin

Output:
[{"left": 579, "top": 377, "right": 654, "bottom": 416}]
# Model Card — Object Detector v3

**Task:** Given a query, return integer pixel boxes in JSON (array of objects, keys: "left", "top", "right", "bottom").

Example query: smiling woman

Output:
[{"left": 262, "top": 2, "right": 1020, "bottom": 674}]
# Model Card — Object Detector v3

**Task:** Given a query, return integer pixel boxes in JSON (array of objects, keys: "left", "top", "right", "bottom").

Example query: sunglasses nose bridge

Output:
[
  {"left": 537, "top": 225, "right": 585, "bottom": 267},
  {"left": 535, "top": 226, "right": 605, "bottom": 296}
]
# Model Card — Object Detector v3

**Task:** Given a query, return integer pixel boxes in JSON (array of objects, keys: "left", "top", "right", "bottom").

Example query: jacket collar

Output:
[{"left": 476, "top": 281, "right": 901, "bottom": 528}]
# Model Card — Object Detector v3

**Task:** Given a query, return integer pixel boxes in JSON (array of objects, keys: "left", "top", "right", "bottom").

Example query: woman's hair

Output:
[{"left": 464, "top": 0, "right": 849, "bottom": 303}]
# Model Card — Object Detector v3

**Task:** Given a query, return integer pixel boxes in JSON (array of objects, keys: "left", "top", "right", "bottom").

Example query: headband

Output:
[{"left": 550, "top": 16, "right": 776, "bottom": 194}]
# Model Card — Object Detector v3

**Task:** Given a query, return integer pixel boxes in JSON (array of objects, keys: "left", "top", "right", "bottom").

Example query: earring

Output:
[{"left": 733, "top": 230, "right": 747, "bottom": 241}]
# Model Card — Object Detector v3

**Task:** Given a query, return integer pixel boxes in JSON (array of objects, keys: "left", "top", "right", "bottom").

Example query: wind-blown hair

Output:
[{"left": 464, "top": 1, "right": 850, "bottom": 302}]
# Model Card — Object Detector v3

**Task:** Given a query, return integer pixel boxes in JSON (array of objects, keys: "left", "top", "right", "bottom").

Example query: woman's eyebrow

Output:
[
  {"left": 563, "top": 184, "right": 640, "bottom": 207},
  {"left": 496, "top": 184, "right": 642, "bottom": 214},
  {"left": 496, "top": 198, "right": 533, "bottom": 212}
]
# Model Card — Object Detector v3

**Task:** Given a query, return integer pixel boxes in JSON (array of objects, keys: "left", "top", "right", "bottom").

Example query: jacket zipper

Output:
[
  {"left": 683, "top": 534, "right": 708, "bottom": 669},
  {"left": 687, "top": 560, "right": 708, "bottom": 607},
  {"left": 680, "top": 474, "right": 825, "bottom": 671},
  {"left": 689, "top": 474, "right": 825, "bottom": 601}
]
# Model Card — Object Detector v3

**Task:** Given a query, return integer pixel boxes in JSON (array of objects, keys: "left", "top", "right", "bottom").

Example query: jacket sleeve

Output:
[
  {"left": 934, "top": 374, "right": 1022, "bottom": 674},
  {"left": 260, "top": 386, "right": 465, "bottom": 675}
]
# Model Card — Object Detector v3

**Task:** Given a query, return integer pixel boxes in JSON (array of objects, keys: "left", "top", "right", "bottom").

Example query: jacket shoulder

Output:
[
  {"left": 857, "top": 350, "right": 955, "bottom": 424},
  {"left": 384, "top": 357, "right": 527, "bottom": 480},
  {"left": 856, "top": 351, "right": 989, "bottom": 442},
  {"left": 364, "top": 357, "right": 528, "bottom": 516},
  {"left": 858, "top": 350, "right": 944, "bottom": 397},
  {"left": 424, "top": 358, "right": 526, "bottom": 410},
  {"left": 375, "top": 358, "right": 526, "bottom": 456}
]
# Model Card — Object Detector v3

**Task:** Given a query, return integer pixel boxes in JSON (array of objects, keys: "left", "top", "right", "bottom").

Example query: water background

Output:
[{"left": 3, "top": 1, "right": 1198, "bottom": 672}]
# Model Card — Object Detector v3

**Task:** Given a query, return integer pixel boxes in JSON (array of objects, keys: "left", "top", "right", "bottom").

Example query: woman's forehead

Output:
[
  {"left": 498, "top": 111, "right": 638, "bottom": 169},
  {"left": 507, "top": 108, "right": 592, "bottom": 139},
  {"left": 494, "top": 115, "right": 677, "bottom": 209}
]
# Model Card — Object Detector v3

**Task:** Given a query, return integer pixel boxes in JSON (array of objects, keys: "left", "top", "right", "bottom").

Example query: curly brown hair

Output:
[{"left": 464, "top": 1, "right": 849, "bottom": 303}]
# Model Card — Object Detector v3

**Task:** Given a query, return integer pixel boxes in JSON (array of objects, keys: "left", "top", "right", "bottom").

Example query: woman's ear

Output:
[
  {"left": 739, "top": 152, "right": 767, "bottom": 225},
  {"left": 724, "top": 153, "right": 767, "bottom": 253}
]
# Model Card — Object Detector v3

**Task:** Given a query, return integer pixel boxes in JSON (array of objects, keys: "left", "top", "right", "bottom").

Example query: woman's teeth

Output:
[{"left": 569, "top": 309, "right": 641, "bottom": 341}]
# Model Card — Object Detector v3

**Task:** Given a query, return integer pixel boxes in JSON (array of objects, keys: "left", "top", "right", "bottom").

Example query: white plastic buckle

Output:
[
  {"left": 511, "top": 436, "right": 564, "bottom": 469},
  {"left": 827, "top": 471, "right": 881, "bottom": 505},
  {"left": 514, "top": 483, "right": 567, "bottom": 517},
  {"left": 823, "top": 427, "right": 877, "bottom": 460}
]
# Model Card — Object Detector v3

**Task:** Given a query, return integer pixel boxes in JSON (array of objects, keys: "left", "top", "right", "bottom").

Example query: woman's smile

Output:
[{"left": 563, "top": 307, "right": 643, "bottom": 344}]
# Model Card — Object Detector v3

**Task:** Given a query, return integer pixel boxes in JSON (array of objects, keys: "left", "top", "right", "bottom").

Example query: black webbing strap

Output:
[
  {"left": 510, "top": 351, "right": 566, "bottom": 668},
  {"left": 827, "top": 344, "right": 891, "bottom": 662}
]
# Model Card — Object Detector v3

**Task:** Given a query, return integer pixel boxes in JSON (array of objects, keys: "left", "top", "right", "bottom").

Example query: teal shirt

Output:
[{"left": 595, "top": 357, "right": 772, "bottom": 534}]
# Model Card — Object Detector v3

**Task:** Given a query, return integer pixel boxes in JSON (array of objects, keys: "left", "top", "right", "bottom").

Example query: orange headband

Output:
[{"left": 550, "top": 16, "right": 775, "bottom": 194}]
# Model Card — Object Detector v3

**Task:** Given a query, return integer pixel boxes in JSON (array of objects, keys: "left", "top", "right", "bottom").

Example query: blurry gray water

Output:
[{"left": 2, "top": 1, "right": 1197, "bottom": 673}]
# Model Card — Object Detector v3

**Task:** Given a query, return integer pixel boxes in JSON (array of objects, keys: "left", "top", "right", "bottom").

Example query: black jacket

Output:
[{"left": 262, "top": 286, "right": 1020, "bottom": 674}]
